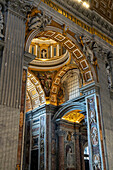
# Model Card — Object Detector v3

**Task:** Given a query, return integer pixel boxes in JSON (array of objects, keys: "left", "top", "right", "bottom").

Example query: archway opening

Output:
[{"left": 23, "top": 28, "right": 95, "bottom": 170}]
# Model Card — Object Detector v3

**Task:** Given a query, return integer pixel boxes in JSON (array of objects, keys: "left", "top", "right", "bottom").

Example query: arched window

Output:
[
  {"left": 67, "top": 72, "right": 79, "bottom": 100},
  {"left": 62, "top": 69, "right": 80, "bottom": 101}
]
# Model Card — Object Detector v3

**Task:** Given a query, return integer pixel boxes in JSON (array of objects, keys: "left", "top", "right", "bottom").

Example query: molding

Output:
[
  {"left": 53, "top": 102, "right": 85, "bottom": 121},
  {"left": 80, "top": 82, "right": 100, "bottom": 96},
  {"left": 29, "top": 51, "right": 71, "bottom": 71},
  {"left": 24, "top": 52, "right": 36, "bottom": 67}
]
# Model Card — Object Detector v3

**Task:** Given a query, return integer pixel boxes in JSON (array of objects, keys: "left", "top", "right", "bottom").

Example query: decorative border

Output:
[
  {"left": 54, "top": 34, "right": 66, "bottom": 42},
  {"left": 86, "top": 95, "right": 103, "bottom": 169},
  {"left": 73, "top": 49, "right": 83, "bottom": 59},
  {"left": 64, "top": 40, "right": 75, "bottom": 49}
]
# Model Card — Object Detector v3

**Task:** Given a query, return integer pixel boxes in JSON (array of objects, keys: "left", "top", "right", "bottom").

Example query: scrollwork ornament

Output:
[{"left": 105, "top": 61, "right": 112, "bottom": 89}]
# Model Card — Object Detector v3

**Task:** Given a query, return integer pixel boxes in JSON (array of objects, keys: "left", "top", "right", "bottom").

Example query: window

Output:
[
  {"left": 62, "top": 70, "right": 80, "bottom": 101},
  {"left": 32, "top": 46, "right": 34, "bottom": 55},
  {"left": 54, "top": 47, "right": 56, "bottom": 56},
  {"left": 67, "top": 73, "right": 79, "bottom": 100}
]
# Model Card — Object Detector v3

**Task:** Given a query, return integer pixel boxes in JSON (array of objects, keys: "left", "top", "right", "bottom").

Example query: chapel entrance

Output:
[
  {"left": 53, "top": 104, "right": 89, "bottom": 170},
  {"left": 20, "top": 10, "right": 104, "bottom": 169}
]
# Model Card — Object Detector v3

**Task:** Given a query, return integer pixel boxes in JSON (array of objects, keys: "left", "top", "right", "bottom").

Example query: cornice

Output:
[
  {"left": 41, "top": 0, "right": 113, "bottom": 47},
  {"left": 24, "top": 52, "right": 36, "bottom": 67},
  {"left": 80, "top": 82, "right": 100, "bottom": 96},
  {"left": 54, "top": 0, "right": 113, "bottom": 38}
]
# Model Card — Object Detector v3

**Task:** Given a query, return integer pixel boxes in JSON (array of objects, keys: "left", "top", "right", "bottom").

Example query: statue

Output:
[
  {"left": 105, "top": 61, "right": 112, "bottom": 89},
  {"left": 0, "top": 4, "right": 4, "bottom": 39},
  {"left": 66, "top": 145, "right": 74, "bottom": 168},
  {"left": 76, "top": 35, "right": 99, "bottom": 81},
  {"left": 81, "top": 36, "right": 95, "bottom": 64},
  {"left": 41, "top": 49, "right": 47, "bottom": 58},
  {"left": 76, "top": 35, "right": 98, "bottom": 65},
  {"left": 28, "top": 10, "right": 52, "bottom": 31}
]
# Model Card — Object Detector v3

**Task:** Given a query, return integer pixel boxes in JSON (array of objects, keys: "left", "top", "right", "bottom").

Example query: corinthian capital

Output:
[{"left": 8, "top": 0, "right": 37, "bottom": 15}]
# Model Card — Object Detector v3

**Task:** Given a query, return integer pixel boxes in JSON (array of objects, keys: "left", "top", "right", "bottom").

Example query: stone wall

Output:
[
  {"left": 98, "top": 56, "right": 113, "bottom": 170},
  {"left": 0, "top": 105, "right": 20, "bottom": 170}
]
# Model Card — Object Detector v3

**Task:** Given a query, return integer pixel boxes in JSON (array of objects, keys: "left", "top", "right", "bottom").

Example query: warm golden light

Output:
[
  {"left": 83, "top": 2, "right": 89, "bottom": 8},
  {"left": 78, "top": 0, "right": 82, "bottom": 2},
  {"left": 62, "top": 110, "right": 85, "bottom": 123}
]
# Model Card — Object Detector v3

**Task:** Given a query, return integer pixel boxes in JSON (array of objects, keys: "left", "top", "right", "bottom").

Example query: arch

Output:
[
  {"left": 50, "top": 64, "right": 81, "bottom": 105},
  {"left": 53, "top": 101, "right": 85, "bottom": 120},
  {"left": 25, "top": 26, "right": 98, "bottom": 105},
  {"left": 25, "top": 28, "right": 94, "bottom": 85},
  {"left": 26, "top": 71, "right": 46, "bottom": 112}
]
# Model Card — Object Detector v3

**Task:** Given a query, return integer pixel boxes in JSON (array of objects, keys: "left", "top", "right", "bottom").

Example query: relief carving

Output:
[
  {"left": 0, "top": 4, "right": 4, "bottom": 39},
  {"left": 105, "top": 61, "right": 112, "bottom": 89},
  {"left": 76, "top": 35, "right": 98, "bottom": 67},
  {"left": 93, "top": 154, "right": 101, "bottom": 170},
  {"left": 90, "top": 109, "right": 96, "bottom": 124},
  {"left": 87, "top": 96, "right": 102, "bottom": 169},
  {"left": 105, "top": 51, "right": 113, "bottom": 89},
  {"left": 91, "top": 126, "right": 98, "bottom": 146}
]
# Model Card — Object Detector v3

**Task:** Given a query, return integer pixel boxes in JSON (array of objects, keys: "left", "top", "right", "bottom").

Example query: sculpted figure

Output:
[
  {"left": 28, "top": 11, "right": 52, "bottom": 31},
  {"left": 0, "top": 4, "right": 4, "bottom": 38},
  {"left": 91, "top": 126, "right": 98, "bottom": 146},
  {"left": 90, "top": 109, "right": 96, "bottom": 124},
  {"left": 82, "top": 36, "right": 95, "bottom": 64},
  {"left": 105, "top": 61, "right": 112, "bottom": 89}
]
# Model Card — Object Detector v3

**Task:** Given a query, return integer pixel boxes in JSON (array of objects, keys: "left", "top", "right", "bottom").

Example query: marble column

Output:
[
  {"left": 57, "top": 44, "right": 59, "bottom": 56},
  {"left": 50, "top": 45, "right": 53, "bottom": 58},
  {"left": 58, "top": 130, "right": 65, "bottom": 170},
  {"left": 35, "top": 45, "right": 38, "bottom": 57},
  {"left": 75, "top": 127, "right": 81, "bottom": 170}
]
